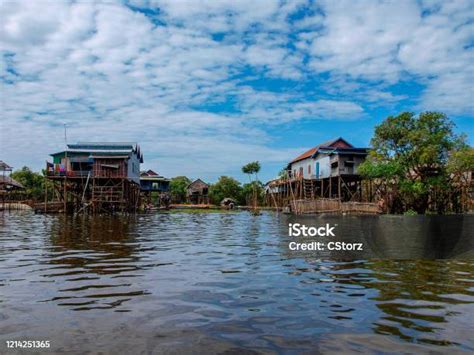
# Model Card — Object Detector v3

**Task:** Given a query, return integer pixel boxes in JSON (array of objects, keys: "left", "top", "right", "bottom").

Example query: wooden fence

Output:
[
  {"left": 291, "top": 198, "right": 380, "bottom": 215},
  {"left": 341, "top": 201, "right": 381, "bottom": 214},
  {"left": 0, "top": 202, "right": 33, "bottom": 211}
]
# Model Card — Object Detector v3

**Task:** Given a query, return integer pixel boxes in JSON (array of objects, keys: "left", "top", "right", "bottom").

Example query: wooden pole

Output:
[
  {"left": 44, "top": 177, "right": 47, "bottom": 213},
  {"left": 63, "top": 177, "right": 67, "bottom": 213},
  {"left": 92, "top": 177, "right": 96, "bottom": 214},
  {"left": 270, "top": 190, "right": 279, "bottom": 211},
  {"left": 338, "top": 176, "right": 341, "bottom": 200},
  {"left": 329, "top": 177, "right": 332, "bottom": 198},
  {"left": 289, "top": 179, "right": 298, "bottom": 214}
]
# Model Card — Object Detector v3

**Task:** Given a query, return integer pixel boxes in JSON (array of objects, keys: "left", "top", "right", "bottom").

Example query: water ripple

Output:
[{"left": 0, "top": 211, "right": 473, "bottom": 353}]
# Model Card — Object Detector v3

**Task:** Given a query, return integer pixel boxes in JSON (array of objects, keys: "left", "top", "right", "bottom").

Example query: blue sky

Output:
[{"left": 1, "top": 0, "right": 473, "bottom": 183}]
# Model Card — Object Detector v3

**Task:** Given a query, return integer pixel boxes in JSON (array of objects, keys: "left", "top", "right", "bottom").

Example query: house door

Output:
[{"left": 315, "top": 162, "right": 320, "bottom": 178}]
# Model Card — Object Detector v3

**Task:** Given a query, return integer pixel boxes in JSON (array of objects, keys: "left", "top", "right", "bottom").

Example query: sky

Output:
[{"left": 1, "top": 0, "right": 473, "bottom": 183}]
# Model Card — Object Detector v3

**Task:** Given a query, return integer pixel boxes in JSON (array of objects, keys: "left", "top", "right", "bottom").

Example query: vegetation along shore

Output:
[{"left": 2, "top": 112, "right": 473, "bottom": 215}]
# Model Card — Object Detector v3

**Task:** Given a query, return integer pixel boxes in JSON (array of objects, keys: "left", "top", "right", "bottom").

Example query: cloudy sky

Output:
[{"left": 1, "top": 0, "right": 473, "bottom": 182}]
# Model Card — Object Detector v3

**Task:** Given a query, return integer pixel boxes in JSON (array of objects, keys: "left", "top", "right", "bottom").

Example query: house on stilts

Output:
[
  {"left": 140, "top": 169, "right": 170, "bottom": 207},
  {"left": 1, "top": 161, "right": 26, "bottom": 209},
  {"left": 186, "top": 179, "right": 210, "bottom": 204},
  {"left": 265, "top": 138, "right": 379, "bottom": 214},
  {"left": 43, "top": 142, "right": 143, "bottom": 213}
]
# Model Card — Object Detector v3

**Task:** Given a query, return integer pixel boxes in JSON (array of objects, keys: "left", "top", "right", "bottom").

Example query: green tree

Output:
[
  {"left": 169, "top": 176, "right": 191, "bottom": 203},
  {"left": 241, "top": 181, "right": 264, "bottom": 206},
  {"left": 447, "top": 147, "right": 474, "bottom": 177},
  {"left": 360, "top": 111, "right": 468, "bottom": 213},
  {"left": 242, "top": 161, "right": 261, "bottom": 210},
  {"left": 11, "top": 166, "right": 45, "bottom": 200},
  {"left": 209, "top": 176, "right": 242, "bottom": 205}
]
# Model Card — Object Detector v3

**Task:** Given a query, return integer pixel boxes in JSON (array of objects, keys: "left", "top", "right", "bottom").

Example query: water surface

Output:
[{"left": 0, "top": 211, "right": 473, "bottom": 353}]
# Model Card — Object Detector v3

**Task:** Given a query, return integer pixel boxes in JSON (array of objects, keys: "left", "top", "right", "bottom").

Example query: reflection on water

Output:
[{"left": 0, "top": 212, "right": 473, "bottom": 353}]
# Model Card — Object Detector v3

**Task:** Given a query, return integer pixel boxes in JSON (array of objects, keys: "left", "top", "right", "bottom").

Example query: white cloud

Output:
[
  {"left": 305, "top": 0, "right": 473, "bottom": 112},
  {"left": 0, "top": 0, "right": 472, "bottom": 181}
]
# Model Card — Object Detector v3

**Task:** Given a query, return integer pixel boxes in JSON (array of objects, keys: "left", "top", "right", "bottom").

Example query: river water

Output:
[{"left": 0, "top": 211, "right": 473, "bottom": 354}]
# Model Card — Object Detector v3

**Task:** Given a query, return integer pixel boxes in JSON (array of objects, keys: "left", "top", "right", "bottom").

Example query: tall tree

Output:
[
  {"left": 359, "top": 112, "right": 469, "bottom": 213},
  {"left": 241, "top": 181, "right": 264, "bottom": 206},
  {"left": 242, "top": 161, "right": 261, "bottom": 210}
]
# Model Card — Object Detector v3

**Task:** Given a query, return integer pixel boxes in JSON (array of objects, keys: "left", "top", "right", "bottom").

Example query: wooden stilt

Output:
[
  {"left": 44, "top": 177, "right": 47, "bottom": 213},
  {"left": 337, "top": 177, "right": 340, "bottom": 200},
  {"left": 63, "top": 177, "right": 67, "bottom": 213},
  {"left": 329, "top": 177, "right": 332, "bottom": 198}
]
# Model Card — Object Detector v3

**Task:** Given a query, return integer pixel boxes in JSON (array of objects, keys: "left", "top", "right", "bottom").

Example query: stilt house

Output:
[
  {"left": 287, "top": 137, "right": 368, "bottom": 180},
  {"left": 186, "top": 179, "right": 209, "bottom": 204},
  {"left": 140, "top": 170, "right": 170, "bottom": 193},
  {"left": 46, "top": 142, "right": 143, "bottom": 213}
]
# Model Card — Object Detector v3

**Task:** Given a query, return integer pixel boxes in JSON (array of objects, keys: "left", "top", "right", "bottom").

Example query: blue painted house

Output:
[{"left": 140, "top": 170, "right": 170, "bottom": 193}]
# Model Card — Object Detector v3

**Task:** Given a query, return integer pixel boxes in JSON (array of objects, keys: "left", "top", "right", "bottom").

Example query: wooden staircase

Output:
[{"left": 303, "top": 179, "right": 314, "bottom": 199}]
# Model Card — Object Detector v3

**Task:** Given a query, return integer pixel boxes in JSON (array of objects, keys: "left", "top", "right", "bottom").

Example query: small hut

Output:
[
  {"left": 186, "top": 179, "right": 209, "bottom": 204},
  {"left": 0, "top": 161, "right": 24, "bottom": 191},
  {"left": 0, "top": 175, "right": 24, "bottom": 190},
  {"left": 0, "top": 161, "right": 25, "bottom": 206}
]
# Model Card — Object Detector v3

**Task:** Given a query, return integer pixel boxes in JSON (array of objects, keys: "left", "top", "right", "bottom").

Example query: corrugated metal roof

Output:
[
  {"left": 51, "top": 149, "right": 134, "bottom": 156},
  {"left": 51, "top": 142, "right": 143, "bottom": 163},
  {"left": 140, "top": 176, "right": 170, "bottom": 181},
  {"left": 69, "top": 142, "right": 137, "bottom": 149},
  {"left": 91, "top": 155, "right": 130, "bottom": 159}
]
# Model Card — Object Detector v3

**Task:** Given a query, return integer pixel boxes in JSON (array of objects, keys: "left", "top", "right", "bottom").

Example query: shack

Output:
[
  {"left": 1, "top": 161, "right": 25, "bottom": 208},
  {"left": 44, "top": 142, "right": 143, "bottom": 213},
  {"left": 186, "top": 179, "right": 209, "bottom": 204},
  {"left": 0, "top": 161, "right": 23, "bottom": 191}
]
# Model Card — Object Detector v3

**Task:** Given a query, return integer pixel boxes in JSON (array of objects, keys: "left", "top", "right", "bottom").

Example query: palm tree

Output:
[{"left": 242, "top": 161, "right": 261, "bottom": 212}]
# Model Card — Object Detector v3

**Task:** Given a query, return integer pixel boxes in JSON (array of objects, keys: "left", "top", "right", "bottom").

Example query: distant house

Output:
[
  {"left": 186, "top": 179, "right": 209, "bottom": 204},
  {"left": 0, "top": 161, "right": 23, "bottom": 191},
  {"left": 140, "top": 170, "right": 170, "bottom": 193},
  {"left": 49, "top": 142, "right": 143, "bottom": 184},
  {"left": 287, "top": 137, "right": 368, "bottom": 180},
  {"left": 0, "top": 176, "right": 24, "bottom": 191}
]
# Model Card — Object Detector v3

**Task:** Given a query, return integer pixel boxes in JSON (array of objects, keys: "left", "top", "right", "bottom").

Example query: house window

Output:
[
  {"left": 299, "top": 167, "right": 303, "bottom": 177},
  {"left": 308, "top": 164, "right": 311, "bottom": 174}
]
